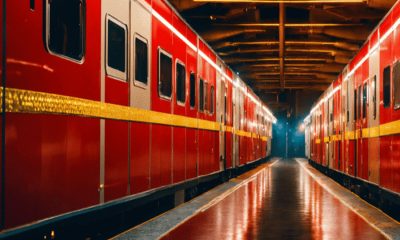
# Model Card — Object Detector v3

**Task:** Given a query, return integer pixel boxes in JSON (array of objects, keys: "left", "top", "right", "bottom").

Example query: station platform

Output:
[{"left": 112, "top": 158, "right": 400, "bottom": 240}]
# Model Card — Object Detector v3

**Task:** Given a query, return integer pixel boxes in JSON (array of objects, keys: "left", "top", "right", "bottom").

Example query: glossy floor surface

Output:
[{"left": 161, "top": 159, "right": 386, "bottom": 240}]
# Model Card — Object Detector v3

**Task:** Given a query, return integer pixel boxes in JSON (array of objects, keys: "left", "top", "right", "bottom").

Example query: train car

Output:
[
  {"left": 305, "top": 0, "right": 400, "bottom": 219},
  {"left": 0, "top": 0, "right": 276, "bottom": 237}
]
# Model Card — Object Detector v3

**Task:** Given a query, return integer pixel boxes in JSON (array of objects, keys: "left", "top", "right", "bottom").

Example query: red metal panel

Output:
[
  {"left": 7, "top": 115, "right": 100, "bottom": 228},
  {"left": 105, "top": 78, "right": 129, "bottom": 201},
  {"left": 151, "top": 0, "right": 173, "bottom": 187},
  {"left": 5, "top": 0, "right": 101, "bottom": 229},
  {"left": 225, "top": 68, "right": 233, "bottom": 169},
  {"left": 379, "top": 13, "right": 393, "bottom": 190},
  {"left": 355, "top": 63, "right": 362, "bottom": 178},
  {"left": 319, "top": 101, "right": 324, "bottom": 166},
  {"left": 130, "top": 122, "right": 151, "bottom": 194},
  {"left": 198, "top": 40, "right": 218, "bottom": 175},
  {"left": 361, "top": 58, "right": 369, "bottom": 180},
  {"left": 185, "top": 27, "right": 198, "bottom": 180},
  {"left": 370, "top": 29, "right": 379, "bottom": 49},
  {"left": 392, "top": 14, "right": 400, "bottom": 192},
  {"left": 172, "top": 14, "right": 187, "bottom": 183},
  {"left": 333, "top": 78, "right": 340, "bottom": 171}
]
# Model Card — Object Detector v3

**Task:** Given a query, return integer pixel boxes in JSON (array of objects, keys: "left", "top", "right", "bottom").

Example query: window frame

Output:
[
  {"left": 175, "top": 59, "right": 186, "bottom": 105},
  {"left": 190, "top": 72, "right": 196, "bottom": 109},
  {"left": 346, "top": 79, "right": 350, "bottom": 123},
  {"left": 393, "top": 61, "right": 400, "bottom": 110},
  {"left": 199, "top": 78, "right": 204, "bottom": 112},
  {"left": 383, "top": 65, "right": 391, "bottom": 108},
  {"left": 158, "top": 47, "right": 173, "bottom": 100},
  {"left": 363, "top": 82, "right": 368, "bottom": 119},
  {"left": 358, "top": 85, "right": 362, "bottom": 119},
  {"left": 45, "top": 0, "right": 86, "bottom": 63},
  {"left": 372, "top": 75, "right": 377, "bottom": 120},
  {"left": 210, "top": 85, "right": 215, "bottom": 115},
  {"left": 354, "top": 89, "right": 357, "bottom": 121},
  {"left": 105, "top": 15, "right": 128, "bottom": 81},
  {"left": 204, "top": 81, "right": 209, "bottom": 113},
  {"left": 133, "top": 33, "right": 149, "bottom": 88}
]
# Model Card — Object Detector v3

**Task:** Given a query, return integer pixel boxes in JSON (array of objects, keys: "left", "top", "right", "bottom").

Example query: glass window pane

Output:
[
  {"left": 393, "top": 62, "right": 400, "bottom": 109},
  {"left": 358, "top": 86, "right": 361, "bottom": 119},
  {"left": 204, "top": 82, "right": 209, "bottom": 112},
  {"left": 199, "top": 79, "right": 204, "bottom": 112},
  {"left": 354, "top": 89, "right": 357, "bottom": 121},
  {"left": 176, "top": 63, "right": 186, "bottom": 103},
  {"left": 373, "top": 76, "right": 377, "bottom": 119},
  {"left": 210, "top": 86, "right": 214, "bottom": 114},
  {"left": 107, "top": 19, "right": 126, "bottom": 72},
  {"left": 135, "top": 37, "right": 148, "bottom": 84},
  {"left": 383, "top": 65, "right": 391, "bottom": 108},
  {"left": 190, "top": 73, "right": 196, "bottom": 107},
  {"left": 159, "top": 51, "right": 172, "bottom": 98},
  {"left": 48, "top": 0, "right": 85, "bottom": 60},
  {"left": 363, "top": 83, "right": 368, "bottom": 118}
]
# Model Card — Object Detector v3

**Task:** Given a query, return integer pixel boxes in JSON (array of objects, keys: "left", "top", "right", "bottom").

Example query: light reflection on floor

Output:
[{"left": 161, "top": 159, "right": 386, "bottom": 240}]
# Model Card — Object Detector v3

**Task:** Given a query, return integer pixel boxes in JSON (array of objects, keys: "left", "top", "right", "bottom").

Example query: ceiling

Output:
[{"left": 169, "top": 0, "right": 395, "bottom": 116}]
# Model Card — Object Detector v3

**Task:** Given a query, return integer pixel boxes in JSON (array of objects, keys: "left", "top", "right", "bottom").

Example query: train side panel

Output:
[
  {"left": 6, "top": 0, "right": 101, "bottom": 228},
  {"left": 151, "top": 0, "right": 173, "bottom": 188}
]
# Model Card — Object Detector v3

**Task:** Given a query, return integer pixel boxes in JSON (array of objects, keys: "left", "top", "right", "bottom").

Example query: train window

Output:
[
  {"left": 190, "top": 73, "right": 196, "bottom": 108},
  {"left": 210, "top": 86, "right": 215, "bottom": 114},
  {"left": 372, "top": 76, "right": 377, "bottom": 119},
  {"left": 393, "top": 62, "right": 400, "bottom": 109},
  {"left": 363, "top": 83, "right": 368, "bottom": 119},
  {"left": 46, "top": 0, "right": 85, "bottom": 61},
  {"left": 354, "top": 89, "right": 357, "bottom": 121},
  {"left": 383, "top": 65, "right": 391, "bottom": 108},
  {"left": 358, "top": 86, "right": 362, "bottom": 119},
  {"left": 176, "top": 62, "right": 186, "bottom": 104},
  {"left": 199, "top": 79, "right": 204, "bottom": 112},
  {"left": 106, "top": 16, "right": 127, "bottom": 80},
  {"left": 346, "top": 80, "right": 350, "bottom": 123},
  {"left": 262, "top": 117, "right": 264, "bottom": 132},
  {"left": 134, "top": 36, "right": 148, "bottom": 85},
  {"left": 158, "top": 49, "right": 172, "bottom": 99},
  {"left": 204, "top": 82, "right": 209, "bottom": 112},
  {"left": 331, "top": 98, "right": 334, "bottom": 122}
]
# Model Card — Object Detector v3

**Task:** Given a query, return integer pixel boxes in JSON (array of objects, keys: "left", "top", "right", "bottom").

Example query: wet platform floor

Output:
[{"left": 161, "top": 159, "right": 386, "bottom": 240}]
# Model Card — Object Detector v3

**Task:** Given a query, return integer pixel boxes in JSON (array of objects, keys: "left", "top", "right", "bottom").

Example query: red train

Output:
[
  {"left": 305, "top": 0, "right": 400, "bottom": 219},
  {"left": 0, "top": 0, "right": 276, "bottom": 236}
]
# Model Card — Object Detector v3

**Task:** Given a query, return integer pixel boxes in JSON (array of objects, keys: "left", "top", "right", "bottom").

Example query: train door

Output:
[
  {"left": 336, "top": 84, "right": 342, "bottom": 171},
  {"left": 341, "top": 76, "right": 347, "bottom": 172},
  {"left": 355, "top": 82, "right": 362, "bottom": 178},
  {"left": 347, "top": 74, "right": 355, "bottom": 175},
  {"left": 239, "top": 85, "right": 245, "bottom": 165},
  {"left": 324, "top": 90, "right": 329, "bottom": 166},
  {"left": 223, "top": 86, "right": 228, "bottom": 166},
  {"left": 361, "top": 79, "right": 369, "bottom": 179},
  {"left": 129, "top": 0, "right": 152, "bottom": 194},
  {"left": 368, "top": 47, "right": 380, "bottom": 184},
  {"left": 328, "top": 95, "right": 334, "bottom": 169},
  {"left": 216, "top": 61, "right": 226, "bottom": 171},
  {"left": 185, "top": 33, "right": 198, "bottom": 180},
  {"left": 101, "top": 0, "right": 130, "bottom": 202},
  {"left": 232, "top": 82, "right": 236, "bottom": 167},
  {"left": 232, "top": 77, "right": 240, "bottom": 167}
]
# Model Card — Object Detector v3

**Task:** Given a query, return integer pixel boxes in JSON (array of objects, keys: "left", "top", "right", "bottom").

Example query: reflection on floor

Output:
[{"left": 162, "top": 159, "right": 386, "bottom": 240}]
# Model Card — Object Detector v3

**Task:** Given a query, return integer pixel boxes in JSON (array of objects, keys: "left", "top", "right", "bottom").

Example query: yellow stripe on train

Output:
[{"left": 1, "top": 87, "right": 270, "bottom": 141}]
